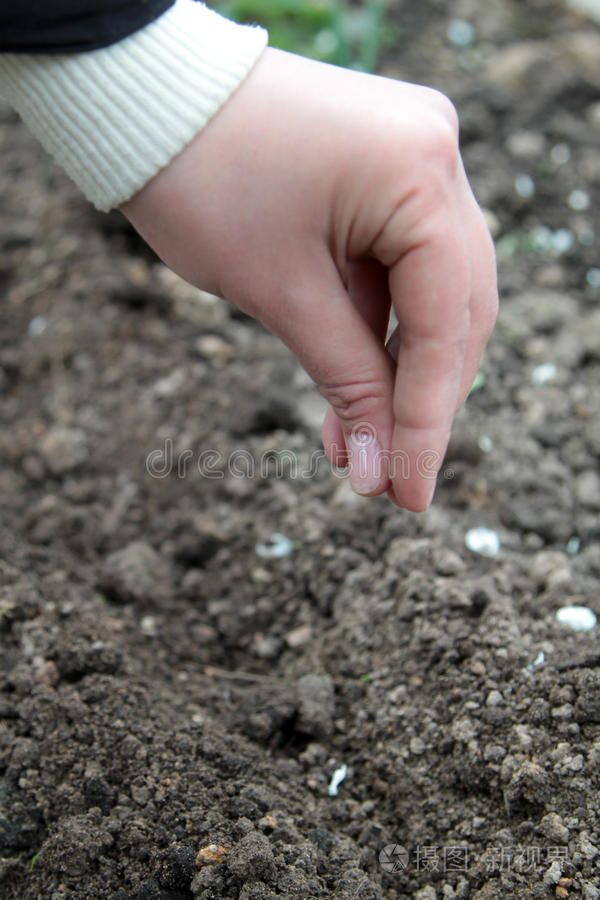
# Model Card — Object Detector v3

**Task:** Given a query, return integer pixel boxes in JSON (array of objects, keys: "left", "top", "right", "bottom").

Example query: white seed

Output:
[
  {"left": 465, "top": 527, "right": 500, "bottom": 557},
  {"left": 556, "top": 605, "right": 597, "bottom": 632}
]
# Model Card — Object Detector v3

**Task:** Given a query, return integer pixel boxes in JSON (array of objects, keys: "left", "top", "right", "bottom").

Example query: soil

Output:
[{"left": 1, "top": 1, "right": 600, "bottom": 898}]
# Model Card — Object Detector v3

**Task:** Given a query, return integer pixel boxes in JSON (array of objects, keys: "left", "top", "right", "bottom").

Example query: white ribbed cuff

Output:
[{"left": 0, "top": 1, "right": 268, "bottom": 210}]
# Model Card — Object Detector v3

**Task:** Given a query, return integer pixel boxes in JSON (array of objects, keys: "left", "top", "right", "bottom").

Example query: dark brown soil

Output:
[{"left": 1, "top": 1, "right": 600, "bottom": 898}]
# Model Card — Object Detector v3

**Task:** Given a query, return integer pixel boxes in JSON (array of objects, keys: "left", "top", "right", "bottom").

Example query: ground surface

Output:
[{"left": 1, "top": 1, "right": 600, "bottom": 898}]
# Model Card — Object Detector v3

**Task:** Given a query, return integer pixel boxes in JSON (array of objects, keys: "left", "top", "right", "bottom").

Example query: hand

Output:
[{"left": 122, "top": 47, "right": 498, "bottom": 510}]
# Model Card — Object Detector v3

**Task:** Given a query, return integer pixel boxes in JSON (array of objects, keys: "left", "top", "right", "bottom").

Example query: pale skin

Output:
[{"left": 122, "top": 47, "right": 498, "bottom": 511}]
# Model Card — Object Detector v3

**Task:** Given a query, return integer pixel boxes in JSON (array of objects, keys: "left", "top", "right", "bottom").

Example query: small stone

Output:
[
  {"left": 39, "top": 425, "right": 88, "bottom": 476},
  {"left": 555, "top": 887, "right": 568, "bottom": 899},
  {"left": 196, "top": 844, "right": 228, "bottom": 867},
  {"left": 576, "top": 470, "right": 600, "bottom": 510},
  {"left": 99, "top": 541, "right": 172, "bottom": 606},
  {"left": 544, "top": 859, "right": 563, "bottom": 885},
  {"left": 539, "top": 812, "right": 569, "bottom": 844},
  {"left": 483, "top": 743, "right": 507, "bottom": 763},
  {"left": 580, "top": 833, "right": 599, "bottom": 860},
  {"left": 583, "top": 883, "right": 600, "bottom": 900},
  {"left": 410, "top": 736, "right": 426, "bottom": 755},
  {"left": 415, "top": 887, "right": 438, "bottom": 900},
  {"left": 433, "top": 548, "right": 465, "bottom": 576},
  {"left": 195, "top": 334, "right": 234, "bottom": 360},
  {"left": 486, "top": 690, "right": 503, "bottom": 707},
  {"left": 505, "top": 130, "right": 546, "bottom": 159},
  {"left": 285, "top": 625, "right": 312, "bottom": 648},
  {"left": 552, "top": 703, "right": 574, "bottom": 720}
]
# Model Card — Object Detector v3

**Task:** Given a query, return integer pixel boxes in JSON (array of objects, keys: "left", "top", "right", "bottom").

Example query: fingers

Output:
[
  {"left": 322, "top": 259, "right": 392, "bottom": 469},
  {"left": 275, "top": 256, "right": 396, "bottom": 496},
  {"left": 386, "top": 211, "right": 473, "bottom": 511}
]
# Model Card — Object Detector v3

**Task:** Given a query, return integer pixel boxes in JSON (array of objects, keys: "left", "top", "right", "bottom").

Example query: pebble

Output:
[
  {"left": 543, "top": 858, "right": 563, "bottom": 885},
  {"left": 285, "top": 625, "right": 313, "bottom": 649},
  {"left": 483, "top": 743, "right": 507, "bottom": 763},
  {"left": 576, "top": 470, "right": 600, "bottom": 510},
  {"left": 433, "top": 548, "right": 465, "bottom": 576},
  {"left": 39, "top": 425, "right": 88, "bottom": 476},
  {"left": 551, "top": 703, "right": 574, "bottom": 721},
  {"left": 99, "top": 541, "right": 172, "bottom": 605},
  {"left": 409, "top": 736, "right": 426, "bottom": 755},
  {"left": 486, "top": 690, "right": 503, "bottom": 707},
  {"left": 415, "top": 887, "right": 438, "bottom": 900},
  {"left": 580, "top": 833, "right": 599, "bottom": 860},
  {"left": 505, "top": 130, "right": 546, "bottom": 159}
]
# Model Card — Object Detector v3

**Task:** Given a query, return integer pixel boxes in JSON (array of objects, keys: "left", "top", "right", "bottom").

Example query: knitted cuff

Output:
[{"left": 0, "top": 1, "right": 268, "bottom": 210}]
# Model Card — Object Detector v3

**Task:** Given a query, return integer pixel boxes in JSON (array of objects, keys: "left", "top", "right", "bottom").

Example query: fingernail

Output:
[{"left": 348, "top": 430, "right": 383, "bottom": 495}]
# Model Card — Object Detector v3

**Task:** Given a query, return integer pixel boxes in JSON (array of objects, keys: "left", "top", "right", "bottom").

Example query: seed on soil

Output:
[
  {"left": 532, "top": 362, "right": 558, "bottom": 385},
  {"left": 28, "top": 314, "right": 47, "bottom": 335},
  {"left": 447, "top": 19, "right": 476, "bottom": 47},
  {"left": 196, "top": 844, "right": 228, "bottom": 867},
  {"left": 551, "top": 143, "right": 571, "bottom": 165},
  {"left": 586, "top": 268, "right": 600, "bottom": 287},
  {"left": 526, "top": 651, "right": 545, "bottom": 672},
  {"left": 555, "top": 605, "right": 597, "bottom": 632},
  {"left": 568, "top": 188, "right": 590, "bottom": 211},
  {"left": 465, "top": 526, "right": 500, "bottom": 557},
  {"left": 255, "top": 532, "right": 294, "bottom": 558},
  {"left": 478, "top": 435, "right": 494, "bottom": 453},
  {"left": 327, "top": 763, "right": 347, "bottom": 797}
]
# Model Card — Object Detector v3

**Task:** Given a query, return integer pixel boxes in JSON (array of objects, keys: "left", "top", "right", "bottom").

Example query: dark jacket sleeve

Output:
[{"left": 0, "top": 1, "right": 176, "bottom": 53}]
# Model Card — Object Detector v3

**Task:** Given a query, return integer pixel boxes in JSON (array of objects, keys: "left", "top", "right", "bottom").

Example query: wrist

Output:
[{"left": 0, "top": 1, "right": 268, "bottom": 211}]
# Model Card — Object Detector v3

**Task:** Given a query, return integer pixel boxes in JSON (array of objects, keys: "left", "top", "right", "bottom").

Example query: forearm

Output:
[{"left": 0, "top": 1, "right": 267, "bottom": 210}]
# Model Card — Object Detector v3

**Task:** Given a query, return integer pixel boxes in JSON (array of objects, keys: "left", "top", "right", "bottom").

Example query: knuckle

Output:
[
  {"left": 319, "top": 378, "right": 387, "bottom": 426},
  {"left": 418, "top": 91, "right": 461, "bottom": 175}
]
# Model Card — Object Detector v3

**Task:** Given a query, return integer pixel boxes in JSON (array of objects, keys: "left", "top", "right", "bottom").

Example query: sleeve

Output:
[
  {"left": 0, "top": 0, "right": 268, "bottom": 211},
  {"left": 0, "top": 1, "right": 175, "bottom": 54}
]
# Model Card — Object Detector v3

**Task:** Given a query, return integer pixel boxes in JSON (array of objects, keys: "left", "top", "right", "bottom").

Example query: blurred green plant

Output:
[{"left": 215, "top": 0, "right": 396, "bottom": 72}]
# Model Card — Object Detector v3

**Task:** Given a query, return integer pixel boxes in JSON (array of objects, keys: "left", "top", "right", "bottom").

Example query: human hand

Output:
[{"left": 122, "top": 47, "right": 498, "bottom": 510}]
